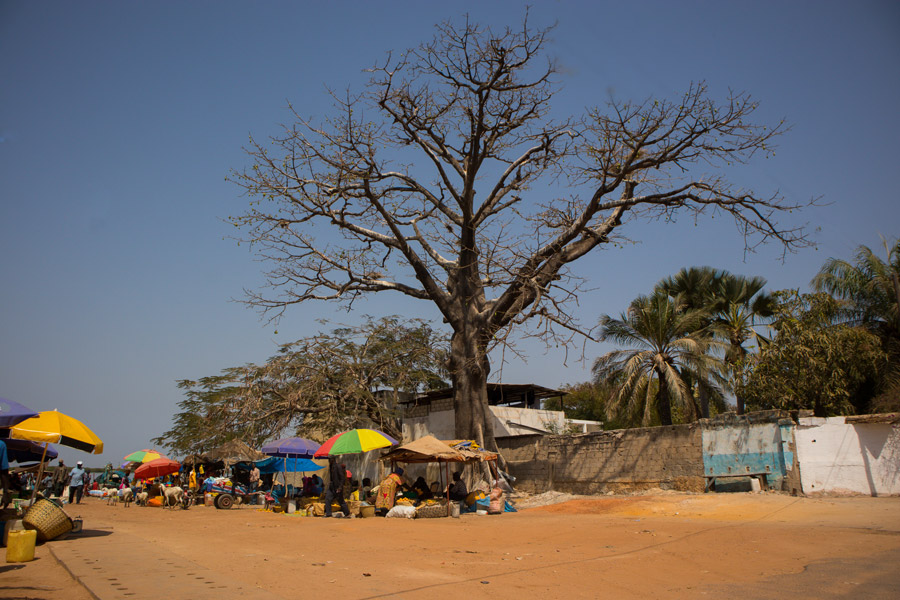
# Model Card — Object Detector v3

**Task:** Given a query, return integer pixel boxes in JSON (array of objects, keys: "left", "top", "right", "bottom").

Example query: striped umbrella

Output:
[
  {"left": 123, "top": 449, "right": 167, "bottom": 464},
  {"left": 313, "top": 429, "right": 398, "bottom": 457}
]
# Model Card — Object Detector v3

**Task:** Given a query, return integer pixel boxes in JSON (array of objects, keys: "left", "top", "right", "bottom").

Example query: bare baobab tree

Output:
[{"left": 230, "top": 16, "right": 813, "bottom": 455}]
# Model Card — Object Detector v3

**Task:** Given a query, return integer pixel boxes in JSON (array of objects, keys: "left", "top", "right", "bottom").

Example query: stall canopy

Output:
[
  {"left": 379, "top": 436, "right": 467, "bottom": 463},
  {"left": 379, "top": 436, "right": 499, "bottom": 464},
  {"left": 204, "top": 440, "right": 267, "bottom": 466}
]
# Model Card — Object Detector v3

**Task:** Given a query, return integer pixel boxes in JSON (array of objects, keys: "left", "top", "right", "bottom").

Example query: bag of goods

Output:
[{"left": 386, "top": 505, "right": 416, "bottom": 519}]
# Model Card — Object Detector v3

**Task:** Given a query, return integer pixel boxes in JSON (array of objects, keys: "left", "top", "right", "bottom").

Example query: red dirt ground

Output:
[{"left": 4, "top": 492, "right": 899, "bottom": 599}]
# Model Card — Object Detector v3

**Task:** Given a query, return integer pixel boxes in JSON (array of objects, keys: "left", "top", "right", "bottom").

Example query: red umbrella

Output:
[{"left": 134, "top": 457, "right": 181, "bottom": 480}]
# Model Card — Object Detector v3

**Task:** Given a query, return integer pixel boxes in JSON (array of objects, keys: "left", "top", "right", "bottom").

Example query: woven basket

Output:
[
  {"left": 416, "top": 503, "right": 449, "bottom": 519},
  {"left": 23, "top": 499, "right": 74, "bottom": 541}
]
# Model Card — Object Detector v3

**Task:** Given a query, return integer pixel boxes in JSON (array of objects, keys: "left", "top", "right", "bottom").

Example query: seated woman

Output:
[
  {"left": 412, "top": 476, "right": 433, "bottom": 503},
  {"left": 309, "top": 473, "right": 324, "bottom": 496},
  {"left": 374, "top": 468, "right": 406, "bottom": 514}
]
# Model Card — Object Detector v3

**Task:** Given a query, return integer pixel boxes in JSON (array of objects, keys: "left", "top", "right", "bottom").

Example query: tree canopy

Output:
[
  {"left": 153, "top": 316, "right": 447, "bottom": 456},
  {"left": 657, "top": 267, "right": 774, "bottom": 415},
  {"left": 229, "top": 15, "right": 811, "bottom": 451},
  {"left": 812, "top": 238, "right": 900, "bottom": 409},
  {"left": 593, "top": 291, "right": 726, "bottom": 426},
  {"left": 737, "top": 291, "right": 885, "bottom": 417}
]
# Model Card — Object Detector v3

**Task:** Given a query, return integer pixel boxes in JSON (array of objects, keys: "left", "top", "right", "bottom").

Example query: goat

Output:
[
  {"left": 135, "top": 491, "right": 149, "bottom": 506},
  {"left": 120, "top": 487, "right": 134, "bottom": 507},
  {"left": 106, "top": 488, "right": 119, "bottom": 506},
  {"left": 162, "top": 485, "right": 184, "bottom": 509}
]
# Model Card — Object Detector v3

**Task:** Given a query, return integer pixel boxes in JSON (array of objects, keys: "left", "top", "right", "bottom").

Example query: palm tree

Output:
[
  {"left": 593, "top": 291, "right": 726, "bottom": 426},
  {"left": 658, "top": 267, "right": 775, "bottom": 415},
  {"left": 812, "top": 238, "right": 900, "bottom": 406}
]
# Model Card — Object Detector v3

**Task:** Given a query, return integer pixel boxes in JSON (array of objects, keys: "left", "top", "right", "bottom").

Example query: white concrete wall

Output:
[
  {"left": 403, "top": 410, "right": 455, "bottom": 441},
  {"left": 401, "top": 406, "right": 567, "bottom": 441},
  {"left": 794, "top": 417, "right": 900, "bottom": 496},
  {"left": 491, "top": 406, "right": 565, "bottom": 436}
]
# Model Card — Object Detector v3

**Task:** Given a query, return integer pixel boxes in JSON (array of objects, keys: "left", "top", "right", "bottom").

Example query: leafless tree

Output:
[{"left": 230, "top": 16, "right": 813, "bottom": 454}]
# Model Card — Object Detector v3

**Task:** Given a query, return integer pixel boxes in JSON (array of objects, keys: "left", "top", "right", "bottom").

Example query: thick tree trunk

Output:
[{"left": 448, "top": 328, "right": 498, "bottom": 452}]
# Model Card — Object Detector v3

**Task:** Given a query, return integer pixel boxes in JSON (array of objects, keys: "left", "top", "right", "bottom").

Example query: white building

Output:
[{"left": 400, "top": 383, "right": 603, "bottom": 440}]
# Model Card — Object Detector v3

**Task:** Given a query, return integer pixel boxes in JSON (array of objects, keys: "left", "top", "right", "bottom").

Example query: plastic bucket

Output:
[{"left": 6, "top": 529, "right": 36, "bottom": 563}]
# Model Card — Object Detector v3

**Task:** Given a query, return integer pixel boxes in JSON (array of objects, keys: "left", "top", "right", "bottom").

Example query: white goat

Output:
[
  {"left": 162, "top": 485, "right": 184, "bottom": 509},
  {"left": 120, "top": 487, "right": 134, "bottom": 507},
  {"left": 135, "top": 491, "right": 149, "bottom": 506}
]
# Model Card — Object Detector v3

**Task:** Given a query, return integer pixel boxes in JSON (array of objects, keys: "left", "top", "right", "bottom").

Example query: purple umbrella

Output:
[
  {"left": 6, "top": 439, "right": 58, "bottom": 464},
  {"left": 261, "top": 437, "right": 322, "bottom": 491},
  {"left": 0, "top": 397, "right": 39, "bottom": 428},
  {"left": 261, "top": 437, "right": 320, "bottom": 458}
]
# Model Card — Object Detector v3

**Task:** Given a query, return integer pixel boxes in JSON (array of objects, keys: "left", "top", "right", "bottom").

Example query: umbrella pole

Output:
[
  {"left": 27, "top": 443, "right": 50, "bottom": 507},
  {"left": 284, "top": 455, "right": 289, "bottom": 501}
]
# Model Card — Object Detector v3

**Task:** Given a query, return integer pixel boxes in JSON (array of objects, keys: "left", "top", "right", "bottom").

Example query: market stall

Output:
[{"left": 378, "top": 435, "right": 500, "bottom": 517}]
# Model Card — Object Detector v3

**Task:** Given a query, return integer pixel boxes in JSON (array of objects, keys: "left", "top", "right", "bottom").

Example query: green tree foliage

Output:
[
  {"left": 593, "top": 292, "right": 726, "bottom": 426},
  {"left": 151, "top": 369, "right": 262, "bottom": 458},
  {"left": 812, "top": 238, "right": 900, "bottom": 410},
  {"left": 657, "top": 267, "right": 775, "bottom": 414},
  {"left": 737, "top": 291, "right": 886, "bottom": 417},
  {"left": 154, "top": 317, "right": 447, "bottom": 457}
]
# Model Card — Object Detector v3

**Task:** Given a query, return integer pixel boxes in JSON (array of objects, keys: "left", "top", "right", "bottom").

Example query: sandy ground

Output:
[{"left": 3, "top": 491, "right": 900, "bottom": 599}]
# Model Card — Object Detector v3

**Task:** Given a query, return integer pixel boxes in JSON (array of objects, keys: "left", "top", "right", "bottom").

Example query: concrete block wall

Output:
[
  {"left": 794, "top": 416, "right": 900, "bottom": 496},
  {"left": 498, "top": 424, "right": 705, "bottom": 494}
]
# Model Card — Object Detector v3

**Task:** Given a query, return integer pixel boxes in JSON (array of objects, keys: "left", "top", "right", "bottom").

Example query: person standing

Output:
[
  {"left": 324, "top": 457, "right": 350, "bottom": 518},
  {"left": 52, "top": 459, "right": 68, "bottom": 497},
  {"left": 249, "top": 464, "right": 260, "bottom": 491},
  {"left": 68, "top": 461, "right": 87, "bottom": 505}
]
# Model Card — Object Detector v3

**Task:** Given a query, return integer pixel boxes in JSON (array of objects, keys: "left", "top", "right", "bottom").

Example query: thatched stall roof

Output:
[
  {"left": 380, "top": 435, "right": 498, "bottom": 464},
  {"left": 204, "top": 440, "right": 267, "bottom": 465}
]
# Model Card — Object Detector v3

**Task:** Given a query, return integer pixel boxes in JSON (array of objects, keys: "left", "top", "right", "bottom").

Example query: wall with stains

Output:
[{"left": 794, "top": 417, "right": 900, "bottom": 496}]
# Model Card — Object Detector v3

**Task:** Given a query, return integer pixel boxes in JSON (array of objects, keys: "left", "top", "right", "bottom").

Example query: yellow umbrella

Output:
[
  {"left": 8, "top": 410, "right": 103, "bottom": 506},
  {"left": 8, "top": 410, "right": 104, "bottom": 454}
]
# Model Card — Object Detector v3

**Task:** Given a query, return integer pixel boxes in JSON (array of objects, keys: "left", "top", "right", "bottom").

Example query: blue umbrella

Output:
[
  {"left": 254, "top": 456, "right": 323, "bottom": 474},
  {"left": 6, "top": 439, "right": 59, "bottom": 464},
  {"left": 0, "top": 397, "right": 39, "bottom": 428},
  {"left": 261, "top": 437, "right": 320, "bottom": 458}
]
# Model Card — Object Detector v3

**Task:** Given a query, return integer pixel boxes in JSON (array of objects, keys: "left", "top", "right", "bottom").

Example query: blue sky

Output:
[{"left": 2, "top": 1, "right": 898, "bottom": 467}]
